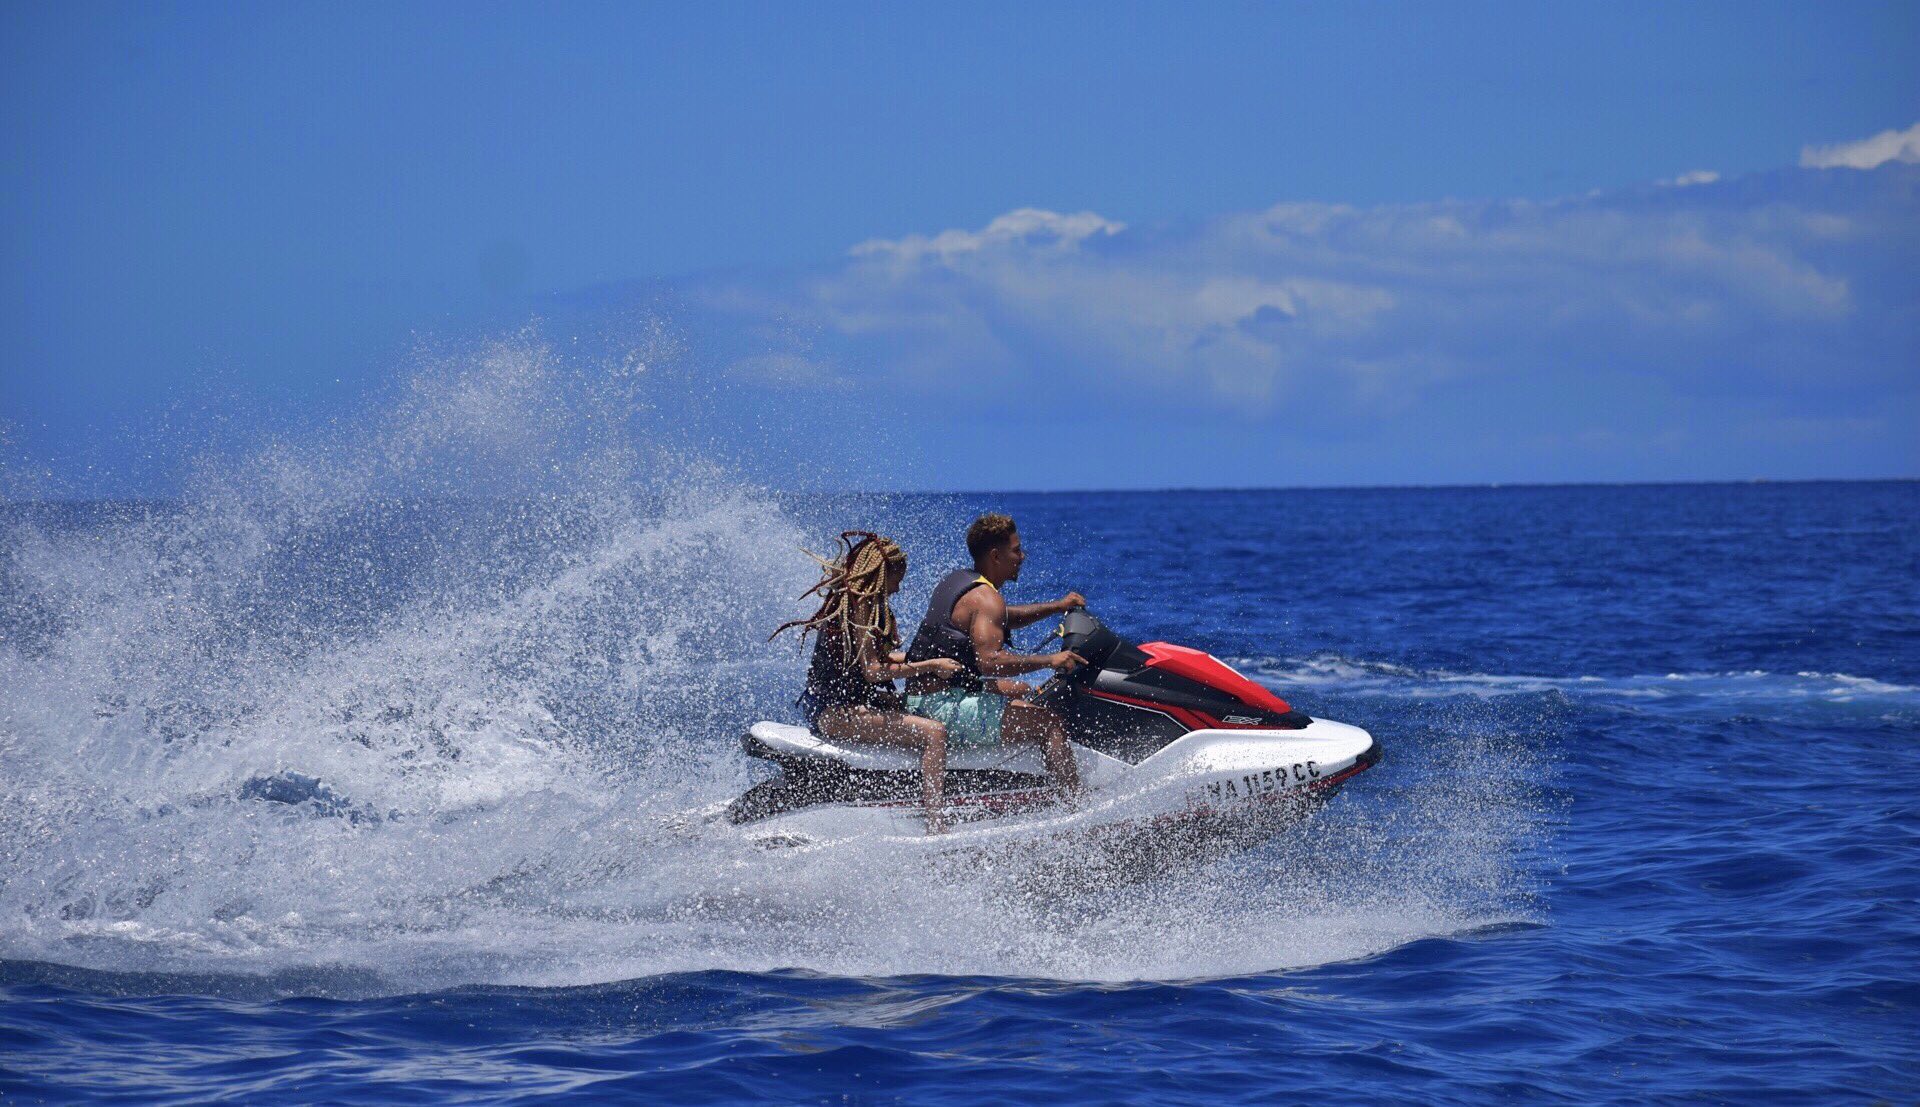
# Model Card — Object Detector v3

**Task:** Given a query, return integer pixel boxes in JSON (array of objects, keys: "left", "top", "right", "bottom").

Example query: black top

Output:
[{"left": 801, "top": 625, "right": 903, "bottom": 723}]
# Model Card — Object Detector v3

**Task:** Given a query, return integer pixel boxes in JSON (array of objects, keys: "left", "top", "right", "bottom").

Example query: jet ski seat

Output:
[{"left": 747, "top": 720, "right": 1051, "bottom": 775}]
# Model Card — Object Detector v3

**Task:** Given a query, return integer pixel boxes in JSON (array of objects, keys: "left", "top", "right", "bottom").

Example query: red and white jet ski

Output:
[{"left": 728, "top": 610, "right": 1379, "bottom": 852}]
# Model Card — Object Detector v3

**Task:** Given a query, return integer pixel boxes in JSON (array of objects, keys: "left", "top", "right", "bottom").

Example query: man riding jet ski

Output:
[
  {"left": 901, "top": 513, "right": 1091, "bottom": 795},
  {"left": 744, "top": 515, "right": 1379, "bottom": 850}
]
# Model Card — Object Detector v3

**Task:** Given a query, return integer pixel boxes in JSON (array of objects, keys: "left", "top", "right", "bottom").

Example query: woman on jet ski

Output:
[{"left": 771, "top": 532, "right": 967, "bottom": 832}]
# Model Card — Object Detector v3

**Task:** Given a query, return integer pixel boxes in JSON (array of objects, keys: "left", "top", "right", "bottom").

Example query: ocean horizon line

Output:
[{"left": 3, "top": 475, "right": 1915, "bottom": 508}]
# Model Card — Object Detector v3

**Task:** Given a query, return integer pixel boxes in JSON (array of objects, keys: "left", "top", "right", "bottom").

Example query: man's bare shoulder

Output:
[{"left": 954, "top": 581, "right": 1005, "bottom": 623}]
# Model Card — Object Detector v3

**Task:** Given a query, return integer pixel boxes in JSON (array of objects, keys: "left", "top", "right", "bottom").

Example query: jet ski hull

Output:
[{"left": 728, "top": 718, "right": 1380, "bottom": 853}]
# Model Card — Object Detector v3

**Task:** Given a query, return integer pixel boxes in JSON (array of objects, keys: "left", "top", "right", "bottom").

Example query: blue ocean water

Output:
[{"left": 3, "top": 479, "right": 1916, "bottom": 1104}]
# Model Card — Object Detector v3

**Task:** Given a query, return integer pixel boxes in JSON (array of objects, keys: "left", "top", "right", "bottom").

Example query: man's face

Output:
[{"left": 996, "top": 531, "right": 1025, "bottom": 581}]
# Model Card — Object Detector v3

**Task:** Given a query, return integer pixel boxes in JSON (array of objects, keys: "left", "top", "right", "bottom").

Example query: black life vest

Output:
[{"left": 904, "top": 568, "right": 1001, "bottom": 691}]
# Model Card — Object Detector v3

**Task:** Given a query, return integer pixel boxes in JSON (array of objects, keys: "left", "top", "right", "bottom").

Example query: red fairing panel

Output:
[{"left": 1137, "top": 642, "right": 1293, "bottom": 714}]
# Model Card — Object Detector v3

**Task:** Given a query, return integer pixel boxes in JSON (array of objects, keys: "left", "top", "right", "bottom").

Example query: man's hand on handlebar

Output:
[
  {"left": 1048, "top": 650, "right": 1088, "bottom": 673},
  {"left": 1057, "top": 591, "right": 1087, "bottom": 613}
]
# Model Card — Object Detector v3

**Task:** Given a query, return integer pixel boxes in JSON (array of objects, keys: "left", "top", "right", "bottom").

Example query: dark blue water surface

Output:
[{"left": 3, "top": 482, "right": 1916, "bottom": 1104}]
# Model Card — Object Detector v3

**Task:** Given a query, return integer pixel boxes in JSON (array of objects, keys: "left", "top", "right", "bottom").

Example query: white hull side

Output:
[{"left": 734, "top": 718, "right": 1377, "bottom": 850}]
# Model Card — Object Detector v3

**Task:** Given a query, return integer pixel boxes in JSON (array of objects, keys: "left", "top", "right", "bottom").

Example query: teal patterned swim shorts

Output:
[{"left": 905, "top": 688, "right": 1007, "bottom": 749}]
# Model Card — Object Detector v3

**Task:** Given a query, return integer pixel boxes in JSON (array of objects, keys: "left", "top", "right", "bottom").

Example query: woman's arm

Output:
[{"left": 860, "top": 635, "right": 959, "bottom": 683}]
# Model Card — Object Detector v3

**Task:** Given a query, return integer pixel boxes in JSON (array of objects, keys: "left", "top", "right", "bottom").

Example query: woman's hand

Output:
[{"left": 916, "top": 657, "right": 966, "bottom": 679}]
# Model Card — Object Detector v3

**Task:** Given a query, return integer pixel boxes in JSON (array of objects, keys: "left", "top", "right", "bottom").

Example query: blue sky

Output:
[{"left": 2, "top": 1, "right": 1916, "bottom": 494}]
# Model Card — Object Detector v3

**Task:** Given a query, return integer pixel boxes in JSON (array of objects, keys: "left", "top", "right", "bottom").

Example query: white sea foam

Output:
[
  {"left": 0, "top": 332, "right": 1541, "bottom": 994},
  {"left": 1241, "top": 656, "right": 1918, "bottom": 705}
]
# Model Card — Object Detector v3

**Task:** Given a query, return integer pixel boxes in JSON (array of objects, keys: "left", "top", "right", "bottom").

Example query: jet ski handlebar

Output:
[{"left": 1054, "top": 607, "right": 1124, "bottom": 673}]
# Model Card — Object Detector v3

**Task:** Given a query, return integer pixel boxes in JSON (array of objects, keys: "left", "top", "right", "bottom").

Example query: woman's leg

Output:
[
  {"left": 816, "top": 707, "right": 950, "bottom": 832},
  {"left": 1000, "top": 703, "right": 1080, "bottom": 792}
]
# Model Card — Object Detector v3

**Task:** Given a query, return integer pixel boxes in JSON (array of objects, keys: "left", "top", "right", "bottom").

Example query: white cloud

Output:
[
  {"left": 1800, "top": 121, "right": 1920, "bottom": 169},
  {"left": 1658, "top": 170, "right": 1720, "bottom": 187},
  {"left": 676, "top": 162, "right": 1917, "bottom": 434},
  {"left": 850, "top": 208, "right": 1124, "bottom": 263}
]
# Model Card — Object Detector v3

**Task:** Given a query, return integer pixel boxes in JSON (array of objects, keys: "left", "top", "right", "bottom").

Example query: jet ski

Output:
[{"left": 728, "top": 610, "right": 1379, "bottom": 854}]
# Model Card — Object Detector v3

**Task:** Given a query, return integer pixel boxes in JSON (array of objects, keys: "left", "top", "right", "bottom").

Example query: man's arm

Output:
[
  {"left": 1003, "top": 591, "right": 1087, "bottom": 630},
  {"left": 963, "top": 589, "right": 1083, "bottom": 677}
]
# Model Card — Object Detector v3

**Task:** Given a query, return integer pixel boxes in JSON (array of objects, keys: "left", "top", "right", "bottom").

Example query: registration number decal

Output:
[{"left": 1190, "top": 761, "right": 1320, "bottom": 805}]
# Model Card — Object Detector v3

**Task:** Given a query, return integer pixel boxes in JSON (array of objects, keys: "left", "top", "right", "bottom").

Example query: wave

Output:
[
  {"left": 1241, "top": 656, "right": 1919, "bottom": 706},
  {"left": 0, "top": 331, "right": 1545, "bottom": 995}
]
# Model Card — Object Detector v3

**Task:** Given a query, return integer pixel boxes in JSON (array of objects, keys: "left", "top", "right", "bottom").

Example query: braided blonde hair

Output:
[{"left": 770, "top": 531, "right": 908, "bottom": 656}]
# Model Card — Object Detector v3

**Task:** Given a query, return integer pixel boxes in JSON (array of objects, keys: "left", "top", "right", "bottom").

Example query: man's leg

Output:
[{"left": 1001, "top": 702, "right": 1080, "bottom": 792}]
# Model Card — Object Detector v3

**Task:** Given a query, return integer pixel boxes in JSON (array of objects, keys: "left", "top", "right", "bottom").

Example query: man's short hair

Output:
[{"left": 967, "top": 513, "right": 1017, "bottom": 564}]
